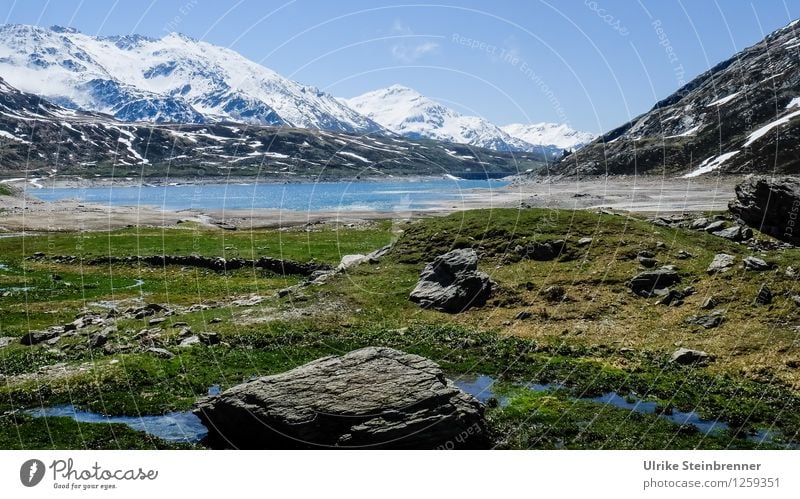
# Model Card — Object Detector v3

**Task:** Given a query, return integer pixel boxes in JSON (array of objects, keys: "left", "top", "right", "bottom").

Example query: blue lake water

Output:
[{"left": 30, "top": 179, "right": 509, "bottom": 212}]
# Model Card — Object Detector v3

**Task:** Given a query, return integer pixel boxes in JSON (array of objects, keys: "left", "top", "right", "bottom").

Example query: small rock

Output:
[
  {"left": 89, "top": 332, "right": 108, "bottom": 349},
  {"left": 700, "top": 296, "right": 717, "bottom": 310},
  {"left": 576, "top": 237, "right": 593, "bottom": 247},
  {"left": 0, "top": 337, "right": 15, "bottom": 348},
  {"left": 656, "top": 241, "right": 666, "bottom": 249},
  {"left": 676, "top": 250, "right": 694, "bottom": 259},
  {"left": 686, "top": 312, "right": 725, "bottom": 329},
  {"left": 542, "top": 285, "right": 566, "bottom": 302},
  {"left": 20, "top": 330, "right": 61, "bottom": 346},
  {"left": 792, "top": 295, "right": 800, "bottom": 307},
  {"left": 704, "top": 220, "right": 726, "bottom": 233},
  {"left": 638, "top": 256, "right": 658, "bottom": 268},
  {"left": 179, "top": 335, "right": 201, "bottom": 347},
  {"left": 786, "top": 267, "right": 800, "bottom": 280},
  {"left": 712, "top": 225, "right": 752, "bottom": 242},
  {"left": 637, "top": 250, "right": 656, "bottom": 259},
  {"left": 670, "top": 348, "right": 711, "bottom": 365},
  {"left": 172, "top": 322, "right": 188, "bottom": 328},
  {"left": 209, "top": 317, "right": 223, "bottom": 324},
  {"left": 199, "top": 332, "right": 221, "bottom": 345},
  {"left": 629, "top": 268, "right": 680, "bottom": 297},
  {"left": 148, "top": 317, "right": 166, "bottom": 326},
  {"left": 754, "top": 284, "right": 772, "bottom": 305},
  {"left": 707, "top": 254, "right": 735, "bottom": 274},
  {"left": 742, "top": 256, "right": 771, "bottom": 271},
  {"left": 146, "top": 347, "right": 175, "bottom": 359},
  {"left": 691, "top": 218, "right": 709, "bottom": 230}
]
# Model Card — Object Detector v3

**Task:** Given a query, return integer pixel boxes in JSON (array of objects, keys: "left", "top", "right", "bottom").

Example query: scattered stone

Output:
[
  {"left": 670, "top": 348, "right": 711, "bottom": 365},
  {"left": 172, "top": 322, "right": 188, "bottom": 328},
  {"left": 691, "top": 218, "right": 709, "bottom": 230},
  {"left": 754, "top": 284, "right": 773, "bottom": 305},
  {"left": 209, "top": 317, "right": 223, "bottom": 324},
  {"left": 700, "top": 296, "right": 717, "bottom": 310},
  {"left": 179, "top": 335, "right": 201, "bottom": 348},
  {"left": 20, "top": 330, "right": 61, "bottom": 346},
  {"left": 742, "top": 256, "right": 771, "bottom": 271},
  {"left": 637, "top": 250, "right": 656, "bottom": 259},
  {"left": 0, "top": 337, "right": 14, "bottom": 348},
  {"left": 231, "top": 296, "right": 263, "bottom": 306},
  {"left": 656, "top": 241, "right": 666, "bottom": 249},
  {"left": 518, "top": 240, "right": 567, "bottom": 261},
  {"left": 638, "top": 256, "right": 658, "bottom": 268},
  {"left": 676, "top": 250, "right": 694, "bottom": 259},
  {"left": 193, "top": 347, "right": 489, "bottom": 449},
  {"left": 277, "top": 288, "right": 292, "bottom": 298},
  {"left": 146, "top": 347, "right": 175, "bottom": 359},
  {"left": 629, "top": 267, "right": 680, "bottom": 297},
  {"left": 89, "top": 332, "right": 108, "bottom": 349},
  {"left": 686, "top": 311, "right": 725, "bottom": 329},
  {"left": 365, "top": 244, "right": 393, "bottom": 263},
  {"left": 786, "top": 267, "right": 800, "bottom": 280},
  {"left": 542, "top": 285, "right": 566, "bottom": 302},
  {"left": 409, "top": 249, "right": 494, "bottom": 313},
  {"left": 148, "top": 317, "right": 166, "bottom": 326},
  {"left": 337, "top": 254, "right": 369, "bottom": 271},
  {"left": 199, "top": 332, "right": 221, "bottom": 345},
  {"left": 712, "top": 225, "right": 752, "bottom": 242},
  {"left": 729, "top": 176, "right": 800, "bottom": 246},
  {"left": 707, "top": 254, "right": 735, "bottom": 274},
  {"left": 658, "top": 287, "right": 694, "bottom": 306},
  {"left": 576, "top": 237, "right": 593, "bottom": 247},
  {"left": 704, "top": 220, "right": 726, "bottom": 233}
]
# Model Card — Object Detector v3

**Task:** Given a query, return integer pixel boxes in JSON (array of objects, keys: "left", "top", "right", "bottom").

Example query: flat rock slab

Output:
[
  {"left": 707, "top": 253, "right": 736, "bottom": 274},
  {"left": 194, "top": 346, "right": 489, "bottom": 449}
]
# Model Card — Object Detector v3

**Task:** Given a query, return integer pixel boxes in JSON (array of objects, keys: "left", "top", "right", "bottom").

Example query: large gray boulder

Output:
[
  {"left": 194, "top": 347, "right": 490, "bottom": 449},
  {"left": 729, "top": 176, "right": 800, "bottom": 246},
  {"left": 409, "top": 248, "right": 493, "bottom": 313}
]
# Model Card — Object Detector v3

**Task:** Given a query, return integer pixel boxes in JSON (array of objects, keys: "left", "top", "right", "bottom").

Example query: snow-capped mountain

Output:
[
  {"left": 0, "top": 24, "right": 382, "bottom": 133},
  {"left": 0, "top": 77, "right": 546, "bottom": 177},
  {"left": 343, "top": 85, "right": 594, "bottom": 155},
  {"left": 343, "top": 85, "right": 541, "bottom": 153},
  {"left": 502, "top": 123, "right": 595, "bottom": 151}
]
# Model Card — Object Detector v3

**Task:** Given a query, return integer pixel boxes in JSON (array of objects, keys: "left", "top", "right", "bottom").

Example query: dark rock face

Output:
[
  {"left": 409, "top": 249, "right": 493, "bottom": 313},
  {"left": 194, "top": 347, "right": 490, "bottom": 449},
  {"left": 20, "top": 329, "right": 61, "bottom": 345},
  {"left": 729, "top": 177, "right": 800, "bottom": 246},
  {"left": 629, "top": 268, "right": 681, "bottom": 297}
]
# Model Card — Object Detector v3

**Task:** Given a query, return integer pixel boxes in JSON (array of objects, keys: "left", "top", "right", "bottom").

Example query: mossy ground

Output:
[{"left": 1, "top": 208, "right": 799, "bottom": 449}]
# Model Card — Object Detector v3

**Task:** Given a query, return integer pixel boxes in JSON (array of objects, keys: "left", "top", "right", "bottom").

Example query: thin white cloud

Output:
[{"left": 389, "top": 20, "right": 439, "bottom": 63}]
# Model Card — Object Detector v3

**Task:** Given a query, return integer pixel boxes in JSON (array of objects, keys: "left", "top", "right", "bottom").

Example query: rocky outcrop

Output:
[
  {"left": 729, "top": 177, "right": 800, "bottom": 246},
  {"left": 409, "top": 249, "right": 493, "bottom": 313},
  {"left": 193, "top": 347, "right": 490, "bottom": 449}
]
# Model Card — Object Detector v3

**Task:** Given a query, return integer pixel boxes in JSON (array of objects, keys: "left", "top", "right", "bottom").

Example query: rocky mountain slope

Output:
[
  {"left": 555, "top": 19, "right": 800, "bottom": 177},
  {"left": 0, "top": 78, "right": 545, "bottom": 178},
  {"left": 0, "top": 24, "right": 382, "bottom": 133}
]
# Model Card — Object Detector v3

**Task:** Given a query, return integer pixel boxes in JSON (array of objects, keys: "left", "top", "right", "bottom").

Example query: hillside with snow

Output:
[
  {"left": 501, "top": 123, "right": 595, "bottom": 151},
  {"left": 0, "top": 24, "right": 382, "bottom": 133},
  {"left": 554, "top": 19, "right": 800, "bottom": 176}
]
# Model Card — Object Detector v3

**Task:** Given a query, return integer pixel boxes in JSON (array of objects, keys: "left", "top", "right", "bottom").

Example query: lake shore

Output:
[{"left": 0, "top": 175, "right": 744, "bottom": 233}]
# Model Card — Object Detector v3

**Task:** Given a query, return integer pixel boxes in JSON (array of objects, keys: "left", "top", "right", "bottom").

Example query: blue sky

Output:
[{"left": 1, "top": 0, "right": 797, "bottom": 134}]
